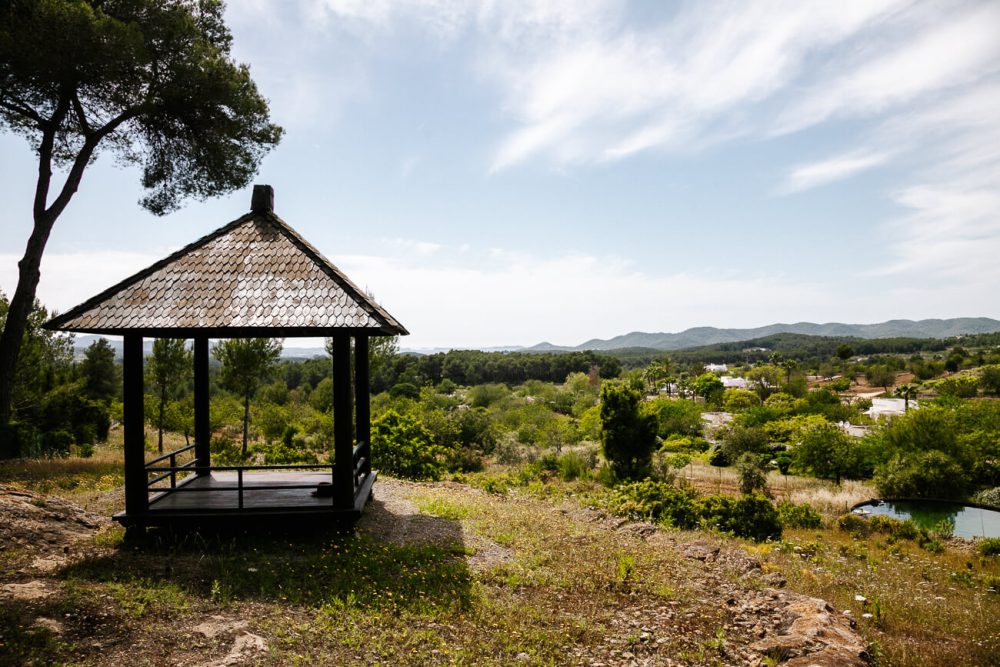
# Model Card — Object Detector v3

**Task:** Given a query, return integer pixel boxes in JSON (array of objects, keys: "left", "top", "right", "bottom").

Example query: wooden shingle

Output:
[{"left": 45, "top": 206, "right": 407, "bottom": 337}]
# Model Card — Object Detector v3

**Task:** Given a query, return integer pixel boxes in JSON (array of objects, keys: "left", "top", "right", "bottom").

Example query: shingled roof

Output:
[{"left": 45, "top": 187, "right": 407, "bottom": 337}]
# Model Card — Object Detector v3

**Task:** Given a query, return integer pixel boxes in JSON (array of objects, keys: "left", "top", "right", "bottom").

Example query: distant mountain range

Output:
[
  {"left": 526, "top": 318, "right": 1000, "bottom": 352},
  {"left": 70, "top": 317, "right": 1000, "bottom": 358}
]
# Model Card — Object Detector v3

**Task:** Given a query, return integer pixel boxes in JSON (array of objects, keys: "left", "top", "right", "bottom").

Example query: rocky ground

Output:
[{"left": 0, "top": 481, "right": 868, "bottom": 666}]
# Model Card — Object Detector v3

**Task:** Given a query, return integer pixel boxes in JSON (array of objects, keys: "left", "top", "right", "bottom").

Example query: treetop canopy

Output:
[{"left": 0, "top": 0, "right": 283, "bottom": 214}]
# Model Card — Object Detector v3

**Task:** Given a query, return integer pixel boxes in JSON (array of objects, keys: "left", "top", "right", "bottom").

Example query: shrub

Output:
[
  {"left": 453, "top": 407, "right": 499, "bottom": 453},
  {"left": 493, "top": 435, "right": 523, "bottom": 465},
  {"left": 659, "top": 434, "right": 710, "bottom": 453},
  {"left": 643, "top": 397, "right": 703, "bottom": 438},
  {"left": 254, "top": 441, "right": 317, "bottom": 465},
  {"left": 76, "top": 442, "right": 95, "bottom": 458},
  {"left": 777, "top": 501, "right": 822, "bottom": 529},
  {"left": 609, "top": 479, "right": 700, "bottom": 529},
  {"left": 837, "top": 513, "right": 871, "bottom": 537},
  {"left": 874, "top": 451, "right": 970, "bottom": 499},
  {"left": 708, "top": 446, "right": 728, "bottom": 467},
  {"left": 371, "top": 410, "right": 444, "bottom": 481},
  {"left": 436, "top": 378, "right": 458, "bottom": 395},
  {"left": 389, "top": 382, "right": 420, "bottom": 400},
  {"left": 936, "top": 375, "right": 979, "bottom": 398},
  {"left": 830, "top": 377, "right": 851, "bottom": 392},
  {"left": 39, "top": 430, "right": 73, "bottom": 458},
  {"left": 697, "top": 494, "right": 782, "bottom": 541},
  {"left": 720, "top": 424, "right": 769, "bottom": 462},
  {"left": 977, "top": 538, "right": 1000, "bottom": 557},
  {"left": 736, "top": 452, "right": 770, "bottom": 496},
  {"left": 469, "top": 383, "right": 509, "bottom": 408},
  {"left": 723, "top": 388, "right": 761, "bottom": 413},
  {"left": 558, "top": 450, "right": 594, "bottom": 481},
  {"left": 445, "top": 446, "right": 485, "bottom": 473},
  {"left": 973, "top": 487, "right": 1000, "bottom": 508},
  {"left": 609, "top": 481, "right": 782, "bottom": 541}
]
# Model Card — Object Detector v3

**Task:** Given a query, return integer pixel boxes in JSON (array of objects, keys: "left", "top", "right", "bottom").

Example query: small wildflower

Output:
[{"left": 854, "top": 594, "right": 866, "bottom": 602}]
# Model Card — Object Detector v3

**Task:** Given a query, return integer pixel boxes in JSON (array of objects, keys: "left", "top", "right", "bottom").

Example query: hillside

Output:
[
  {"left": 530, "top": 317, "right": 1000, "bottom": 352},
  {"left": 1, "top": 477, "right": 871, "bottom": 666}
]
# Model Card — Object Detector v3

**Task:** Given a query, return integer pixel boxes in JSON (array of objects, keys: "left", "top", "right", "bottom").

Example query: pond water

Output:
[{"left": 853, "top": 500, "right": 1000, "bottom": 539}]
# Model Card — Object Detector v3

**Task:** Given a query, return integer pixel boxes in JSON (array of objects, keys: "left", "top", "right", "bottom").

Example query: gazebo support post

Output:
[
  {"left": 354, "top": 334, "right": 371, "bottom": 478},
  {"left": 331, "top": 335, "right": 354, "bottom": 510},
  {"left": 193, "top": 337, "right": 211, "bottom": 475},
  {"left": 122, "top": 334, "right": 147, "bottom": 533}
]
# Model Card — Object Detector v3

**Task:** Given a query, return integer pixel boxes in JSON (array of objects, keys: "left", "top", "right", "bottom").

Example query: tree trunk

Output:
[
  {"left": 0, "top": 211, "right": 57, "bottom": 427},
  {"left": 158, "top": 386, "right": 166, "bottom": 454},
  {"left": 0, "top": 102, "right": 97, "bottom": 428},
  {"left": 242, "top": 394, "right": 250, "bottom": 457}
]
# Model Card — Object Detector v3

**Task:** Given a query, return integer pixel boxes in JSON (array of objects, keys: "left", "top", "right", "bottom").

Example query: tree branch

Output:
[
  {"left": 0, "top": 95, "right": 44, "bottom": 125},
  {"left": 71, "top": 89, "right": 91, "bottom": 135},
  {"left": 93, "top": 105, "right": 141, "bottom": 140},
  {"left": 44, "top": 105, "right": 142, "bottom": 221},
  {"left": 32, "top": 91, "right": 71, "bottom": 220}
]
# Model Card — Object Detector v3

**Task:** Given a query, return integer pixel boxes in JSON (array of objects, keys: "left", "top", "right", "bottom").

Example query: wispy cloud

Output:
[
  {"left": 486, "top": 0, "right": 912, "bottom": 169},
  {"left": 773, "top": 2, "right": 1000, "bottom": 135},
  {"left": 780, "top": 152, "right": 891, "bottom": 194}
]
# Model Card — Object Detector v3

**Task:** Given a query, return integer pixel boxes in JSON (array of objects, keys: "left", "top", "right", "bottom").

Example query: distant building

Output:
[
  {"left": 720, "top": 376, "right": 749, "bottom": 389},
  {"left": 866, "top": 397, "right": 917, "bottom": 419},
  {"left": 705, "top": 363, "right": 728, "bottom": 373},
  {"left": 837, "top": 421, "right": 871, "bottom": 437}
]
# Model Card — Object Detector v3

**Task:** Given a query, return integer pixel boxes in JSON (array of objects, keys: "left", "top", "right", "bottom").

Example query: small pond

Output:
[{"left": 852, "top": 500, "right": 1000, "bottom": 539}]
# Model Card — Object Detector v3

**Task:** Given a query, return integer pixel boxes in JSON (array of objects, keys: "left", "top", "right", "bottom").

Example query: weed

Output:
[
  {"left": 414, "top": 496, "right": 472, "bottom": 521},
  {"left": 612, "top": 553, "right": 636, "bottom": 593},
  {"left": 977, "top": 537, "right": 1000, "bottom": 557}
]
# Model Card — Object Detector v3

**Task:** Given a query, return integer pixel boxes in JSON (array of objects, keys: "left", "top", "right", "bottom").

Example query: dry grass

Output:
[
  {"left": 759, "top": 527, "right": 1000, "bottom": 666},
  {"left": 3, "top": 444, "right": 996, "bottom": 666},
  {"left": 679, "top": 460, "right": 876, "bottom": 515}
]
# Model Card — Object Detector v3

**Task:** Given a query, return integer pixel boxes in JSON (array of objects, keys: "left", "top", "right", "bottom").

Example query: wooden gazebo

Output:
[{"left": 45, "top": 185, "right": 407, "bottom": 531}]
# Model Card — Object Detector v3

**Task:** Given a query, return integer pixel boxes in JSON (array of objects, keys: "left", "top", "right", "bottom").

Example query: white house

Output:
[
  {"left": 865, "top": 397, "right": 918, "bottom": 419},
  {"left": 721, "top": 376, "right": 749, "bottom": 389},
  {"left": 705, "top": 363, "right": 728, "bottom": 373}
]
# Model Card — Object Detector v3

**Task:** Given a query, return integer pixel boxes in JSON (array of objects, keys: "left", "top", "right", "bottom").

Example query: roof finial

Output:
[{"left": 251, "top": 184, "right": 274, "bottom": 213}]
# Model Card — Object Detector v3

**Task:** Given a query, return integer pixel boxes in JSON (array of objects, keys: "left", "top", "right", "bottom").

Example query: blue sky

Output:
[{"left": 2, "top": 0, "right": 999, "bottom": 349}]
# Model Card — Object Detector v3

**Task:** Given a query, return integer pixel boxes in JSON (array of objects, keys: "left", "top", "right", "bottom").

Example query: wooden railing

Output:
[
  {"left": 145, "top": 444, "right": 197, "bottom": 490},
  {"left": 144, "top": 441, "right": 371, "bottom": 509},
  {"left": 352, "top": 441, "right": 370, "bottom": 488}
]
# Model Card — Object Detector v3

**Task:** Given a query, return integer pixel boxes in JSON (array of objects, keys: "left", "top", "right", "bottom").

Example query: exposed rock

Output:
[
  {"left": 1, "top": 580, "right": 54, "bottom": 600},
  {"left": 0, "top": 485, "right": 107, "bottom": 559},
  {"left": 618, "top": 522, "right": 658, "bottom": 539},
  {"left": 193, "top": 615, "right": 249, "bottom": 639},
  {"left": 681, "top": 543, "right": 720, "bottom": 562},
  {"left": 760, "top": 572, "right": 787, "bottom": 588},
  {"left": 34, "top": 617, "right": 65, "bottom": 635},
  {"left": 31, "top": 555, "right": 68, "bottom": 573},
  {"left": 198, "top": 632, "right": 267, "bottom": 667},
  {"left": 751, "top": 592, "right": 868, "bottom": 667}
]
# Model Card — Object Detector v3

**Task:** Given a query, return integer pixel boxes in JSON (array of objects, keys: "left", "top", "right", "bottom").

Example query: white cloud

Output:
[
  {"left": 5, "top": 240, "right": 994, "bottom": 349},
  {"left": 773, "top": 3, "right": 1000, "bottom": 135},
  {"left": 486, "top": 0, "right": 911, "bottom": 169},
  {"left": 0, "top": 250, "right": 162, "bottom": 315},
  {"left": 780, "top": 152, "right": 891, "bottom": 194}
]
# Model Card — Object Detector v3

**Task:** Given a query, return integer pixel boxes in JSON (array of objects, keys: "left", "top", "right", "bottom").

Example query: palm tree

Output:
[{"left": 894, "top": 383, "right": 918, "bottom": 412}]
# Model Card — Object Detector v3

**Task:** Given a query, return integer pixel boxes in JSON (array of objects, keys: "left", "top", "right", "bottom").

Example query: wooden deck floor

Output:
[{"left": 148, "top": 471, "right": 337, "bottom": 512}]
